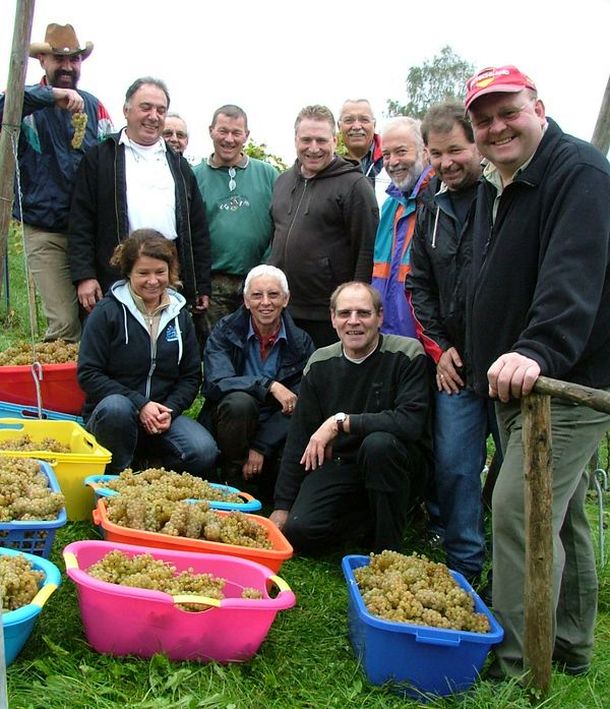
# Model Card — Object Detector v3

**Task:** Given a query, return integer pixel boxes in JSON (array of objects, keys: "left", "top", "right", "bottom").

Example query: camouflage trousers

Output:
[{"left": 206, "top": 273, "right": 245, "bottom": 331}]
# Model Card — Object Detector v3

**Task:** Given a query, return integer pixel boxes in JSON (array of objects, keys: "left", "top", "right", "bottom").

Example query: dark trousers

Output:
[
  {"left": 209, "top": 391, "right": 284, "bottom": 502},
  {"left": 282, "top": 431, "right": 426, "bottom": 553}
]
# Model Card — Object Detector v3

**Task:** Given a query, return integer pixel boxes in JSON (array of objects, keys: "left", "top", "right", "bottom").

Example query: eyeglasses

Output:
[
  {"left": 228, "top": 167, "right": 236, "bottom": 192},
  {"left": 162, "top": 129, "right": 187, "bottom": 140},
  {"left": 334, "top": 308, "right": 375, "bottom": 319},
  {"left": 340, "top": 115, "right": 373, "bottom": 125},
  {"left": 469, "top": 101, "right": 535, "bottom": 130}
]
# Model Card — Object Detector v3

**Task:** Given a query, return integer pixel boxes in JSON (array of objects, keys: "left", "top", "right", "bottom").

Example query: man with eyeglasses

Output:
[
  {"left": 69, "top": 77, "right": 211, "bottom": 317},
  {"left": 193, "top": 105, "right": 279, "bottom": 331},
  {"left": 465, "top": 65, "right": 610, "bottom": 680},
  {"left": 199, "top": 265, "right": 314, "bottom": 500},
  {"left": 162, "top": 113, "right": 189, "bottom": 155},
  {"left": 270, "top": 281, "right": 432, "bottom": 553}
]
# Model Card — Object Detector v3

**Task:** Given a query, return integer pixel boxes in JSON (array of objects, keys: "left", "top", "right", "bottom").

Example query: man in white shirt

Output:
[{"left": 69, "top": 77, "right": 211, "bottom": 315}]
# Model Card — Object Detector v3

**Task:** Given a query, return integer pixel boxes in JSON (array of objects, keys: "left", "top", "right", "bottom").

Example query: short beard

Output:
[
  {"left": 391, "top": 157, "right": 425, "bottom": 194},
  {"left": 49, "top": 69, "right": 78, "bottom": 89}
]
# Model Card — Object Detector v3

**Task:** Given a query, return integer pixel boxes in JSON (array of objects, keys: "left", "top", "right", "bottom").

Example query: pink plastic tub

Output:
[{"left": 63, "top": 540, "right": 296, "bottom": 662}]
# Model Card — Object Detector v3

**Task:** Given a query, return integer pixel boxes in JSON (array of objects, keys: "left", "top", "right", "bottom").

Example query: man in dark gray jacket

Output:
[{"left": 269, "top": 105, "right": 379, "bottom": 348}]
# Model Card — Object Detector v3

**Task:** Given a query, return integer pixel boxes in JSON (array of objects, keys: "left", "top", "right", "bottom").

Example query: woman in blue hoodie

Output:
[{"left": 77, "top": 229, "right": 218, "bottom": 474}]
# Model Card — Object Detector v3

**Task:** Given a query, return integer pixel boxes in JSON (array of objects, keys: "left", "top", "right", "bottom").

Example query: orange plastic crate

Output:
[{"left": 93, "top": 499, "right": 293, "bottom": 573}]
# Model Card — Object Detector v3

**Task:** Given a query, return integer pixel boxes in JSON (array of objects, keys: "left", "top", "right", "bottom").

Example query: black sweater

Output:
[{"left": 274, "top": 334, "right": 432, "bottom": 509}]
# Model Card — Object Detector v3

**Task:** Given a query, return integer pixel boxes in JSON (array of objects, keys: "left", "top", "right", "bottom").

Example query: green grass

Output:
[
  {"left": 0, "top": 221, "right": 45, "bottom": 350},
  {"left": 2, "top": 224, "right": 610, "bottom": 708},
  {"left": 5, "top": 519, "right": 610, "bottom": 709}
]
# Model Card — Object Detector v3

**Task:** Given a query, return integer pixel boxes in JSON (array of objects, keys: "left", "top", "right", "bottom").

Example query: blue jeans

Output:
[
  {"left": 434, "top": 388, "right": 499, "bottom": 577},
  {"left": 86, "top": 394, "right": 219, "bottom": 475}
]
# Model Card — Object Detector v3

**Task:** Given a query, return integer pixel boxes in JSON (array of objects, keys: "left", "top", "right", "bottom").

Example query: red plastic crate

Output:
[{"left": 0, "top": 363, "right": 84, "bottom": 415}]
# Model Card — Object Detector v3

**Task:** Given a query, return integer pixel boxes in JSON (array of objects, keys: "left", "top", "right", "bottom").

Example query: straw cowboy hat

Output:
[{"left": 29, "top": 23, "right": 94, "bottom": 59}]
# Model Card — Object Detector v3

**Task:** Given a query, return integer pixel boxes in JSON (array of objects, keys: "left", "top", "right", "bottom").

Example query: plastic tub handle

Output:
[
  {"left": 415, "top": 628, "right": 461, "bottom": 647},
  {"left": 269, "top": 575, "right": 291, "bottom": 593},
  {"left": 171, "top": 595, "right": 222, "bottom": 607},
  {"left": 32, "top": 582, "right": 58, "bottom": 609},
  {"left": 92, "top": 508, "right": 101, "bottom": 525},
  {"left": 63, "top": 551, "right": 78, "bottom": 570}
]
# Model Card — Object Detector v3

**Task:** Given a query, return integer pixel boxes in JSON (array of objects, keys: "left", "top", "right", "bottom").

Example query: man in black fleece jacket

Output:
[
  {"left": 270, "top": 282, "right": 432, "bottom": 553},
  {"left": 269, "top": 105, "right": 379, "bottom": 348},
  {"left": 465, "top": 65, "right": 610, "bottom": 680}
]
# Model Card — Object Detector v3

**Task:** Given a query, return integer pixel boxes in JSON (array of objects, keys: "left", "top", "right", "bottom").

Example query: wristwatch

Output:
[{"left": 335, "top": 412, "right": 347, "bottom": 433}]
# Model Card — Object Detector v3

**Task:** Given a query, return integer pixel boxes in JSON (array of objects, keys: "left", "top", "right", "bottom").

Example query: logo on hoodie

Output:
[{"left": 165, "top": 324, "right": 178, "bottom": 342}]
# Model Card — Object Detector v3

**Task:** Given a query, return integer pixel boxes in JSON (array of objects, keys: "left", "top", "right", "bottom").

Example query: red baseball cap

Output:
[{"left": 465, "top": 65, "right": 537, "bottom": 111}]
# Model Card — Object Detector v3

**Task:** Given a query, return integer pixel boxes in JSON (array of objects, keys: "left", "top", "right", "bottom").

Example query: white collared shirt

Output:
[{"left": 120, "top": 130, "right": 178, "bottom": 240}]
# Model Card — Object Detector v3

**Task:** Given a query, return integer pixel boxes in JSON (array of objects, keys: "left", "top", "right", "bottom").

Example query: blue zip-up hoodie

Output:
[{"left": 77, "top": 281, "right": 201, "bottom": 419}]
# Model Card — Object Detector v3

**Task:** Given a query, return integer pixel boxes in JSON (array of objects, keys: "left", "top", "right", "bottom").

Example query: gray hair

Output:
[
  {"left": 381, "top": 116, "right": 424, "bottom": 155},
  {"left": 124, "top": 77, "right": 170, "bottom": 108},
  {"left": 244, "top": 265, "right": 289, "bottom": 297},
  {"left": 338, "top": 98, "right": 375, "bottom": 122}
]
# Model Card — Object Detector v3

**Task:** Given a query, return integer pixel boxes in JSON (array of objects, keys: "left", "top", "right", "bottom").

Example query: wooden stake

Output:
[
  {"left": 522, "top": 392, "right": 553, "bottom": 697},
  {"left": 0, "top": 0, "right": 35, "bottom": 294}
]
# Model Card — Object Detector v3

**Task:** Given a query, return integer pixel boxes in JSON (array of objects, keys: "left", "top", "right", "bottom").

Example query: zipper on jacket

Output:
[{"left": 282, "top": 179, "right": 309, "bottom": 263}]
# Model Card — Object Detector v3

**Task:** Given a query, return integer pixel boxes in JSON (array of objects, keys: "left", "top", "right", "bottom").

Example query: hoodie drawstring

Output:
[
  {"left": 121, "top": 303, "right": 129, "bottom": 343},
  {"left": 431, "top": 206, "right": 440, "bottom": 249}
]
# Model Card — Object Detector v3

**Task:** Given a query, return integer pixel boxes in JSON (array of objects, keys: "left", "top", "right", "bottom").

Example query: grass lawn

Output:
[{"left": 2, "top": 223, "right": 610, "bottom": 708}]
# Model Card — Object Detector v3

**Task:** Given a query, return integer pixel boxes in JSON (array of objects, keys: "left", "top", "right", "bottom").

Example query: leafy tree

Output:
[
  {"left": 387, "top": 45, "right": 475, "bottom": 119},
  {"left": 244, "top": 139, "right": 288, "bottom": 173}
]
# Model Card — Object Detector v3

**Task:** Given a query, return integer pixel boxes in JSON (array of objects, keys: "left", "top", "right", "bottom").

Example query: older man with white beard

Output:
[{"left": 371, "top": 117, "right": 432, "bottom": 336}]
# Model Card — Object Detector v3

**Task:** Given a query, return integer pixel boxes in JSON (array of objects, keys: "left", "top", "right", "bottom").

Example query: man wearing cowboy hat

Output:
[{"left": 0, "top": 23, "right": 112, "bottom": 342}]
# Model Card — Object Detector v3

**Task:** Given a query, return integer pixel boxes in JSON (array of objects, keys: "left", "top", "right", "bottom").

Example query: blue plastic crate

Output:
[
  {"left": 0, "top": 400, "right": 83, "bottom": 425},
  {"left": 342, "top": 554, "right": 504, "bottom": 699},
  {"left": 84, "top": 474, "right": 262, "bottom": 512},
  {"left": 0, "top": 459, "right": 67, "bottom": 557},
  {"left": 0, "top": 547, "right": 61, "bottom": 664}
]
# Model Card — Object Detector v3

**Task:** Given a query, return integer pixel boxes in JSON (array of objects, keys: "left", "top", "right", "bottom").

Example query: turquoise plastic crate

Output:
[
  {"left": 1, "top": 547, "right": 61, "bottom": 665},
  {"left": 84, "top": 474, "right": 262, "bottom": 512},
  {"left": 342, "top": 555, "right": 504, "bottom": 698},
  {"left": 0, "top": 400, "right": 83, "bottom": 425}
]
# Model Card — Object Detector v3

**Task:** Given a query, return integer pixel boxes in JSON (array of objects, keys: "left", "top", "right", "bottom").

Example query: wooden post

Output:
[
  {"left": 0, "top": 0, "right": 36, "bottom": 292},
  {"left": 521, "top": 392, "right": 553, "bottom": 696},
  {"left": 535, "top": 376, "right": 610, "bottom": 414},
  {"left": 519, "top": 377, "right": 610, "bottom": 698}
]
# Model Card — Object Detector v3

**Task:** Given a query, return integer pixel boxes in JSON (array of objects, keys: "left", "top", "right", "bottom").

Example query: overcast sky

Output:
[{"left": 2, "top": 0, "right": 609, "bottom": 164}]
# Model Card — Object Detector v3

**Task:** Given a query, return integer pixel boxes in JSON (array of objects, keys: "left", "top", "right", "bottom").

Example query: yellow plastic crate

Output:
[{"left": 0, "top": 419, "right": 111, "bottom": 521}]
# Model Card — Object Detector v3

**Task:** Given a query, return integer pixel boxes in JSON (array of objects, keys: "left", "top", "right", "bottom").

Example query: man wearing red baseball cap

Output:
[{"left": 466, "top": 65, "right": 610, "bottom": 680}]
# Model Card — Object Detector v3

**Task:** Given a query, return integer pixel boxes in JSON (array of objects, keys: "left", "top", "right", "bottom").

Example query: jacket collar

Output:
[{"left": 386, "top": 164, "right": 434, "bottom": 204}]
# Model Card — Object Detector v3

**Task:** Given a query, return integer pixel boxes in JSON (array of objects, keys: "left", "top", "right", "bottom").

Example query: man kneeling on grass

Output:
[{"left": 270, "top": 282, "right": 432, "bottom": 553}]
